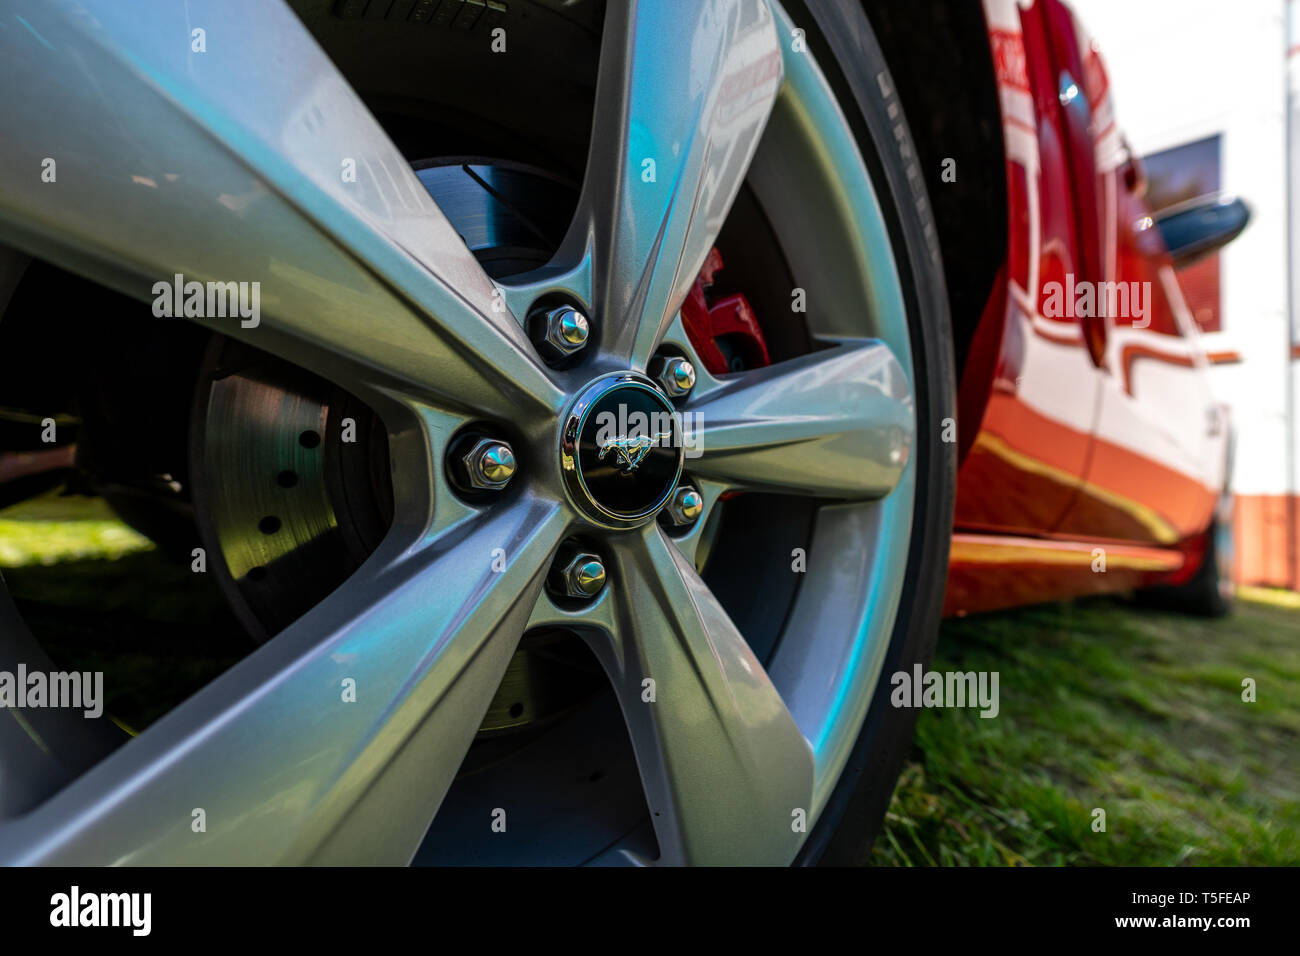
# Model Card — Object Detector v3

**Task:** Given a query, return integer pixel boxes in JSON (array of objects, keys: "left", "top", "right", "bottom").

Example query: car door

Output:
[
  {"left": 1046, "top": 3, "right": 1224, "bottom": 545},
  {"left": 953, "top": 0, "right": 1102, "bottom": 537}
]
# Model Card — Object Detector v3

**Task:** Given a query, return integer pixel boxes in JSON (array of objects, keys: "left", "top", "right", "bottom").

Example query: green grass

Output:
[
  {"left": 873, "top": 594, "right": 1300, "bottom": 866},
  {"left": 0, "top": 493, "right": 153, "bottom": 567},
  {"left": 5, "top": 494, "right": 1297, "bottom": 862},
  {"left": 0, "top": 492, "right": 246, "bottom": 730}
]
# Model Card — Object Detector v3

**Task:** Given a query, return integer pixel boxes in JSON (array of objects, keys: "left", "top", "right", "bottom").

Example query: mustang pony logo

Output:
[{"left": 598, "top": 432, "right": 673, "bottom": 473}]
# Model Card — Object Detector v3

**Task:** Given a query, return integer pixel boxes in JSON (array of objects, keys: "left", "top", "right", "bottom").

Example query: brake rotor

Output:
[{"left": 190, "top": 340, "right": 391, "bottom": 642}]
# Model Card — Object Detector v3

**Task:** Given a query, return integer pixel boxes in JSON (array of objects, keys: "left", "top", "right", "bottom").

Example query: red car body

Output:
[{"left": 943, "top": 0, "right": 1229, "bottom": 615}]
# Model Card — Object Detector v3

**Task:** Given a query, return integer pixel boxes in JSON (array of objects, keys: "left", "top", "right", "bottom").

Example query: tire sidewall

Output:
[{"left": 785, "top": 0, "right": 958, "bottom": 865}]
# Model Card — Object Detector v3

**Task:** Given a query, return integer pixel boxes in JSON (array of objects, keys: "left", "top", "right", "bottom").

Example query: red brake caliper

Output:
[{"left": 680, "top": 247, "right": 771, "bottom": 375}]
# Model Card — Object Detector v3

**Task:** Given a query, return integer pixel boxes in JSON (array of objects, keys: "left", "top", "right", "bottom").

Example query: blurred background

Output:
[{"left": 1077, "top": 0, "right": 1300, "bottom": 591}]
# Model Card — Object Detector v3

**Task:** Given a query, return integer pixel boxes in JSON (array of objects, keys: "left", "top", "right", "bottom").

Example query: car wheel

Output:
[{"left": 0, "top": 0, "right": 955, "bottom": 865}]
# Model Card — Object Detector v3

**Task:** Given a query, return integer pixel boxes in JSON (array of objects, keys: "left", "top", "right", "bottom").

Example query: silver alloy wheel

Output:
[{"left": 0, "top": 0, "right": 917, "bottom": 865}]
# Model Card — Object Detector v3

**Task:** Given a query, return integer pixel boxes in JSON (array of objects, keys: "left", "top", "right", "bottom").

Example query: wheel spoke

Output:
[
  {"left": 562, "top": 0, "right": 783, "bottom": 369},
  {"left": 686, "top": 340, "right": 914, "bottom": 498},
  {"left": 0, "top": 498, "right": 568, "bottom": 864},
  {"left": 0, "top": 0, "right": 562, "bottom": 420},
  {"left": 593, "top": 526, "right": 813, "bottom": 865}
]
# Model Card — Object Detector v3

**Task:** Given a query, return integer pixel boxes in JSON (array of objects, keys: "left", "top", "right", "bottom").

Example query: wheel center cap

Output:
[{"left": 560, "top": 372, "right": 685, "bottom": 529}]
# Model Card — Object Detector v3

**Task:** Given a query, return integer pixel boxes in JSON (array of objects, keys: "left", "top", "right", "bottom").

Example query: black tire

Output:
[
  {"left": 786, "top": 0, "right": 958, "bottom": 865},
  {"left": 1137, "top": 518, "right": 1234, "bottom": 618}
]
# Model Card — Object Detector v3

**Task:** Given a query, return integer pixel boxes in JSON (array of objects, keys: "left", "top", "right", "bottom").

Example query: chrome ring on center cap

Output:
[{"left": 559, "top": 372, "right": 686, "bottom": 529}]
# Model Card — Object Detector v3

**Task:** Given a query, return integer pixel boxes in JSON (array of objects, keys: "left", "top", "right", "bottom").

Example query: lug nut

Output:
[
  {"left": 459, "top": 437, "right": 516, "bottom": 491},
  {"left": 560, "top": 551, "right": 607, "bottom": 599},
  {"left": 650, "top": 355, "right": 696, "bottom": 398},
  {"left": 533, "top": 305, "right": 590, "bottom": 361},
  {"left": 664, "top": 485, "right": 704, "bottom": 526}
]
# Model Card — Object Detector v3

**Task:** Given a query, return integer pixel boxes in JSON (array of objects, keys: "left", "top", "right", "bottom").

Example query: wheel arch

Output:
[{"left": 866, "top": 0, "right": 1009, "bottom": 463}]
